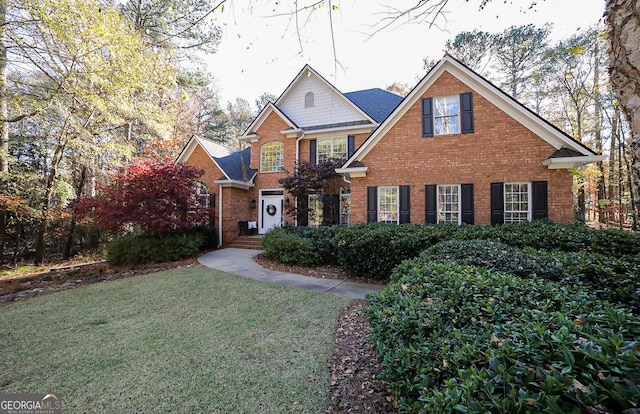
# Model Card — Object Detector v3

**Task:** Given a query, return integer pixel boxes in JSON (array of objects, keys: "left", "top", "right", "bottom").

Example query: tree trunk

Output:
[
  {"left": 0, "top": 0, "right": 8, "bottom": 174},
  {"left": 34, "top": 139, "right": 67, "bottom": 265},
  {"left": 594, "top": 34, "right": 606, "bottom": 223},
  {"left": 0, "top": 0, "right": 8, "bottom": 263},
  {"left": 609, "top": 109, "right": 619, "bottom": 201},
  {"left": 63, "top": 165, "right": 87, "bottom": 259},
  {"left": 606, "top": 0, "right": 640, "bottom": 221}
]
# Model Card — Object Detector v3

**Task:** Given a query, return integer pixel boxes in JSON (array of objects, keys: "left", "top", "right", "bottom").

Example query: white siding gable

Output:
[{"left": 279, "top": 72, "right": 367, "bottom": 128}]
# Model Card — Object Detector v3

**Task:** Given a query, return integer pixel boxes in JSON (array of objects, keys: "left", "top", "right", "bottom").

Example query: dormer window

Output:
[{"left": 304, "top": 92, "right": 315, "bottom": 108}]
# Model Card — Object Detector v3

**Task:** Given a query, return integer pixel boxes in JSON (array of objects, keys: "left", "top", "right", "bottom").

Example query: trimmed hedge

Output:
[
  {"left": 278, "top": 226, "right": 340, "bottom": 264},
  {"left": 367, "top": 260, "right": 640, "bottom": 413},
  {"left": 106, "top": 230, "right": 209, "bottom": 265},
  {"left": 454, "top": 220, "right": 640, "bottom": 256},
  {"left": 421, "top": 239, "right": 640, "bottom": 312},
  {"left": 259, "top": 221, "right": 640, "bottom": 281},
  {"left": 332, "top": 223, "right": 460, "bottom": 278},
  {"left": 261, "top": 228, "right": 322, "bottom": 267}
]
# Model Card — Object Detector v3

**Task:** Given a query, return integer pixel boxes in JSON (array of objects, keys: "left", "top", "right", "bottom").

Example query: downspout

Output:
[
  {"left": 218, "top": 184, "right": 223, "bottom": 247},
  {"left": 294, "top": 133, "right": 305, "bottom": 226},
  {"left": 295, "top": 132, "right": 304, "bottom": 162}
]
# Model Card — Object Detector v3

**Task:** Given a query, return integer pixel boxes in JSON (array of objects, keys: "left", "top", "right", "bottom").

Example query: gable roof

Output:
[
  {"left": 214, "top": 147, "right": 256, "bottom": 182},
  {"left": 240, "top": 66, "right": 405, "bottom": 140},
  {"left": 275, "top": 65, "right": 376, "bottom": 124},
  {"left": 240, "top": 102, "right": 298, "bottom": 140},
  {"left": 344, "top": 88, "right": 403, "bottom": 123},
  {"left": 176, "top": 136, "right": 256, "bottom": 186},
  {"left": 339, "top": 54, "right": 604, "bottom": 173},
  {"left": 175, "top": 136, "right": 234, "bottom": 164}
]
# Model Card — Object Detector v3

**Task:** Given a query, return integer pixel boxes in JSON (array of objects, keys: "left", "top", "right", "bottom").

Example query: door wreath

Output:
[{"left": 266, "top": 204, "right": 277, "bottom": 216}]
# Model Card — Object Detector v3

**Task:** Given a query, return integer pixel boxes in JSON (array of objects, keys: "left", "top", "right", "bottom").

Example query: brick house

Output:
[{"left": 179, "top": 54, "right": 603, "bottom": 246}]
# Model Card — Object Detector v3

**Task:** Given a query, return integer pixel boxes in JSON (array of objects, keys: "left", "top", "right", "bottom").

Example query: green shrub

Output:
[
  {"left": 332, "top": 223, "right": 456, "bottom": 279},
  {"left": 189, "top": 225, "right": 218, "bottom": 249},
  {"left": 488, "top": 220, "right": 640, "bottom": 256},
  {"left": 367, "top": 260, "right": 640, "bottom": 413},
  {"left": 282, "top": 226, "right": 339, "bottom": 264},
  {"left": 106, "top": 231, "right": 207, "bottom": 265},
  {"left": 421, "top": 239, "right": 640, "bottom": 312},
  {"left": 261, "top": 228, "right": 321, "bottom": 267}
]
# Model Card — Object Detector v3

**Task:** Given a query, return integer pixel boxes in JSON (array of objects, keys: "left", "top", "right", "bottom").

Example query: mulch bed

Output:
[
  {"left": 0, "top": 252, "right": 396, "bottom": 413},
  {"left": 0, "top": 257, "right": 201, "bottom": 304}
]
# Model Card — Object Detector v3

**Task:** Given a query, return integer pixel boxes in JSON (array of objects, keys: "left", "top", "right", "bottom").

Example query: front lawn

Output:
[{"left": 0, "top": 267, "right": 350, "bottom": 413}]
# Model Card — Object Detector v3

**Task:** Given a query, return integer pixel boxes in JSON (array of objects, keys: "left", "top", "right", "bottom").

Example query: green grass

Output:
[
  {"left": 0, "top": 265, "right": 44, "bottom": 280},
  {"left": 0, "top": 267, "right": 350, "bottom": 413}
]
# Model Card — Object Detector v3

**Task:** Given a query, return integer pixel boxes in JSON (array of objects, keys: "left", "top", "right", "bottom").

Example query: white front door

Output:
[{"left": 259, "top": 193, "right": 284, "bottom": 234}]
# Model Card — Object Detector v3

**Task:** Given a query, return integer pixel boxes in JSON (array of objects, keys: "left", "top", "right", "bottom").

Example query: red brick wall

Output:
[
  {"left": 183, "top": 144, "right": 256, "bottom": 245},
  {"left": 182, "top": 145, "right": 223, "bottom": 230},
  {"left": 220, "top": 186, "right": 254, "bottom": 244},
  {"left": 350, "top": 71, "right": 575, "bottom": 225},
  {"left": 249, "top": 113, "right": 372, "bottom": 225}
]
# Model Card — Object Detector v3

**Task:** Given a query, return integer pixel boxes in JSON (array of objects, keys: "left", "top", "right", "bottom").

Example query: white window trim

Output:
[
  {"left": 504, "top": 182, "right": 532, "bottom": 223},
  {"left": 434, "top": 95, "right": 461, "bottom": 136},
  {"left": 316, "top": 136, "right": 348, "bottom": 163},
  {"left": 340, "top": 187, "right": 351, "bottom": 226},
  {"left": 378, "top": 186, "right": 399, "bottom": 224},
  {"left": 437, "top": 184, "right": 461, "bottom": 224},
  {"left": 260, "top": 141, "right": 284, "bottom": 173},
  {"left": 308, "top": 190, "right": 323, "bottom": 228},
  {"left": 304, "top": 92, "right": 315, "bottom": 108}
]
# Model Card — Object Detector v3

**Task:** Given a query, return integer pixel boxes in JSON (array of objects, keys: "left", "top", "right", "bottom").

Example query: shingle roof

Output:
[
  {"left": 345, "top": 88, "right": 404, "bottom": 123},
  {"left": 548, "top": 147, "right": 585, "bottom": 158},
  {"left": 214, "top": 147, "right": 256, "bottom": 182},
  {"left": 302, "top": 120, "right": 372, "bottom": 131}
]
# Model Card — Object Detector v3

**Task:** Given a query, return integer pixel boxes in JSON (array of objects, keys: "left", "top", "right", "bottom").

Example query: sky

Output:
[{"left": 206, "top": 0, "right": 606, "bottom": 107}]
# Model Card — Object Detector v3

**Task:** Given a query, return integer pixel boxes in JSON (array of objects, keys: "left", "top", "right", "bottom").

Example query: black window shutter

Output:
[
  {"left": 422, "top": 98, "right": 434, "bottom": 137},
  {"left": 347, "top": 135, "right": 355, "bottom": 158},
  {"left": 309, "top": 139, "right": 317, "bottom": 164},
  {"left": 367, "top": 187, "right": 378, "bottom": 223},
  {"left": 425, "top": 184, "right": 437, "bottom": 224},
  {"left": 297, "top": 194, "right": 308, "bottom": 226},
  {"left": 532, "top": 181, "right": 548, "bottom": 220},
  {"left": 490, "top": 182, "right": 504, "bottom": 225},
  {"left": 460, "top": 92, "right": 474, "bottom": 134},
  {"left": 461, "top": 183, "right": 474, "bottom": 224},
  {"left": 399, "top": 185, "right": 410, "bottom": 224}
]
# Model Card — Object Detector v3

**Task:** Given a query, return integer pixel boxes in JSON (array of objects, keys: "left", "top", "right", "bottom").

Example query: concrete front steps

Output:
[{"left": 226, "top": 236, "right": 263, "bottom": 250}]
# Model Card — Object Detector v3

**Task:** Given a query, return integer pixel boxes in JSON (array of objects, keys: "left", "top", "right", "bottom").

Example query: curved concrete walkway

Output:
[{"left": 198, "top": 248, "right": 385, "bottom": 300}]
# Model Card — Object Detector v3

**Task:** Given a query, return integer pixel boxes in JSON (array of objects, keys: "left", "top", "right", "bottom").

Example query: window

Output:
[
  {"left": 434, "top": 96, "right": 460, "bottom": 135},
  {"left": 189, "top": 181, "right": 212, "bottom": 224},
  {"left": 437, "top": 184, "right": 460, "bottom": 224},
  {"left": 317, "top": 137, "right": 347, "bottom": 163},
  {"left": 305, "top": 92, "right": 315, "bottom": 108},
  {"left": 504, "top": 183, "right": 530, "bottom": 223},
  {"left": 422, "top": 93, "right": 473, "bottom": 137},
  {"left": 308, "top": 191, "right": 323, "bottom": 228},
  {"left": 378, "top": 186, "right": 399, "bottom": 223},
  {"left": 260, "top": 141, "right": 284, "bottom": 173},
  {"left": 340, "top": 187, "right": 351, "bottom": 225}
]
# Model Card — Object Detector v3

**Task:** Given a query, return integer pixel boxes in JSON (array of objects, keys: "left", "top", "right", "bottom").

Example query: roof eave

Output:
[
  {"left": 335, "top": 166, "right": 368, "bottom": 178},
  {"left": 303, "top": 123, "right": 378, "bottom": 136},
  {"left": 213, "top": 179, "right": 255, "bottom": 190},
  {"left": 239, "top": 133, "right": 259, "bottom": 143},
  {"left": 542, "top": 155, "right": 606, "bottom": 169}
]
